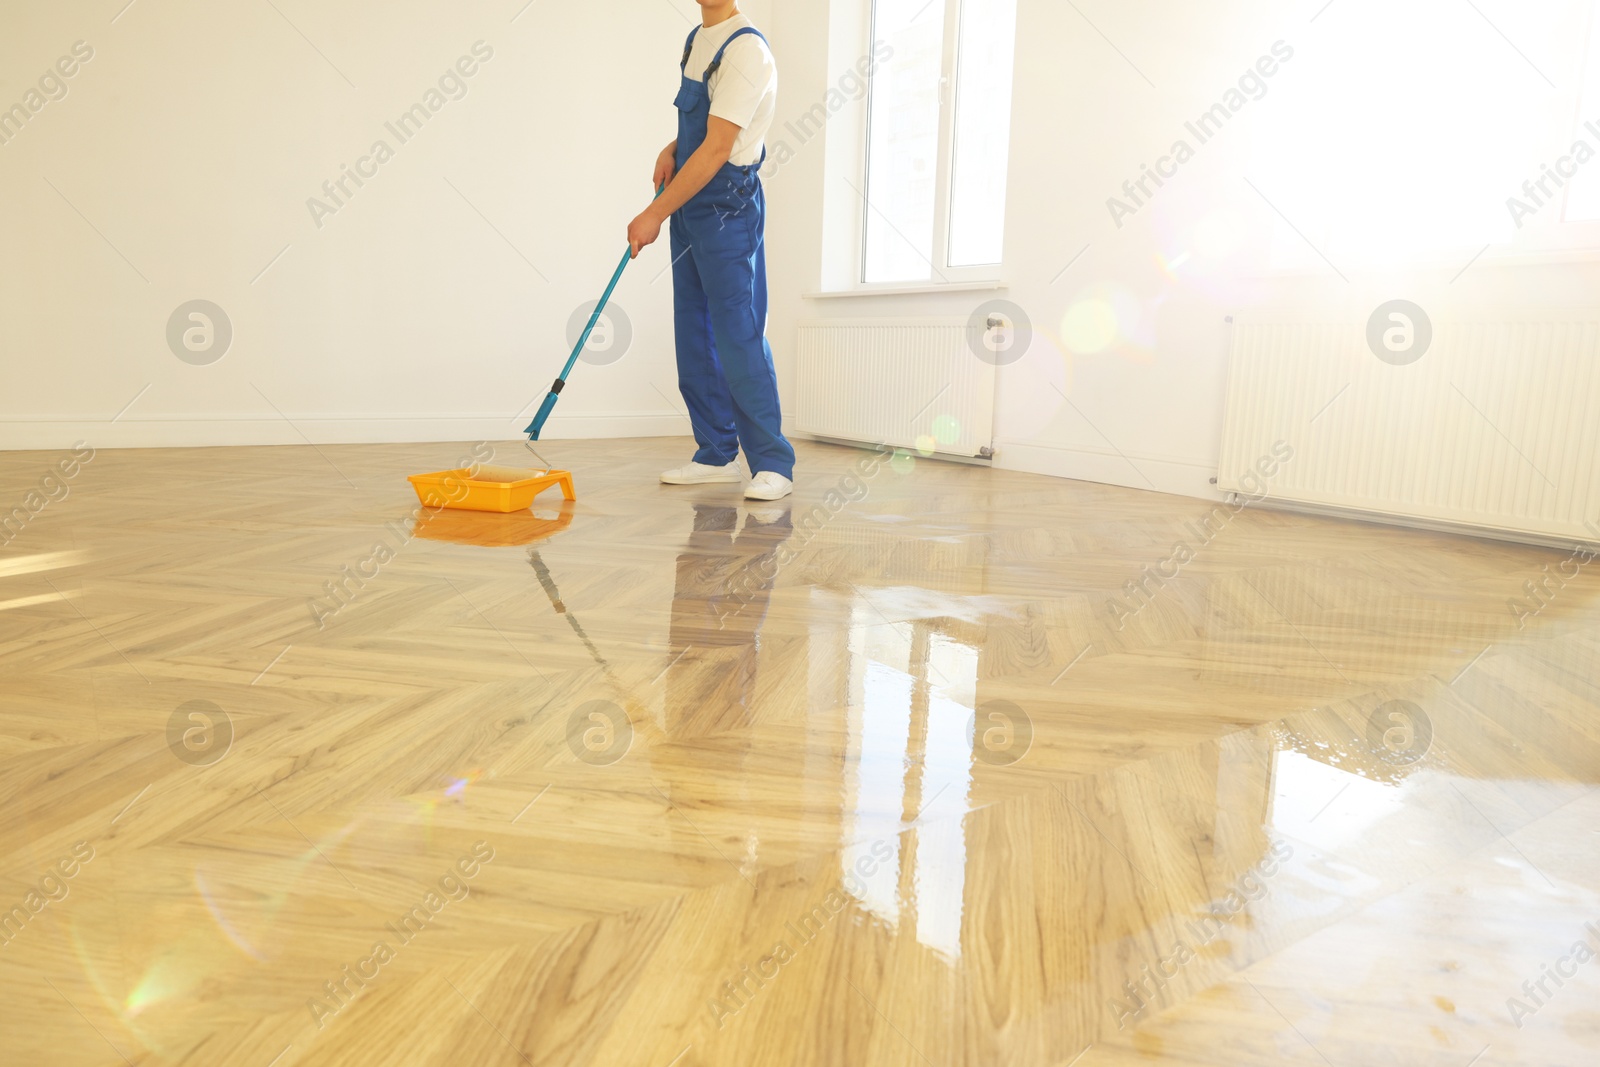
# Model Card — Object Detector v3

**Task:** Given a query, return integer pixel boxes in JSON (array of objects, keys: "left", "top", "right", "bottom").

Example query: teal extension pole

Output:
[{"left": 525, "top": 185, "right": 664, "bottom": 441}]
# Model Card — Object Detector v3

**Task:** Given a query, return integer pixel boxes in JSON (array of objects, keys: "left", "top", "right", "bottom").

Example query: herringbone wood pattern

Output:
[{"left": 1, "top": 438, "right": 1597, "bottom": 1066}]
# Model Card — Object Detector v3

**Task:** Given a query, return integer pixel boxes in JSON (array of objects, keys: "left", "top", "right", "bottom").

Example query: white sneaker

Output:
[
  {"left": 744, "top": 472, "right": 793, "bottom": 500},
  {"left": 660, "top": 460, "right": 743, "bottom": 485}
]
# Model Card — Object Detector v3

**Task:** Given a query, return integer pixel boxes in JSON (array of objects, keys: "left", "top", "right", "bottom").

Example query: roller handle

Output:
[{"left": 526, "top": 184, "right": 665, "bottom": 441}]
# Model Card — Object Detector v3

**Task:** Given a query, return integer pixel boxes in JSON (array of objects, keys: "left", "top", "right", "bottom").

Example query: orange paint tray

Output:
[{"left": 407, "top": 468, "right": 575, "bottom": 513}]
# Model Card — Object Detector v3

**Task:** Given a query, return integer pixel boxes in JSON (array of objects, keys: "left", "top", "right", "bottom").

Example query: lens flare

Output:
[
  {"left": 1061, "top": 297, "right": 1118, "bottom": 354},
  {"left": 1156, "top": 250, "right": 1192, "bottom": 278},
  {"left": 196, "top": 870, "right": 269, "bottom": 961},
  {"left": 444, "top": 770, "right": 482, "bottom": 798},
  {"left": 406, "top": 769, "right": 485, "bottom": 835},
  {"left": 124, "top": 958, "right": 186, "bottom": 1018},
  {"left": 1061, "top": 285, "right": 1145, "bottom": 356}
]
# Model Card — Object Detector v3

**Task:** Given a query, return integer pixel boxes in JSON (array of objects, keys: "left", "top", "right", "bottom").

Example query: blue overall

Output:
[{"left": 671, "top": 26, "right": 795, "bottom": 480}]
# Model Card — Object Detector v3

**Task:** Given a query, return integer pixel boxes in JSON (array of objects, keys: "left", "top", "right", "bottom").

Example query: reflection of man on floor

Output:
[{"left": 666, "top": 503, "right": 792, "bottom": 736}]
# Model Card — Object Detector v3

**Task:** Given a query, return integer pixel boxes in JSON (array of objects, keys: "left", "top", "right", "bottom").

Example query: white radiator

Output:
[
  {"left": 1219, "top": 311, "right": 1600, "bottom": 545},
  {"left": 794, "top": 320, "right": 996, "bottom": 458}
]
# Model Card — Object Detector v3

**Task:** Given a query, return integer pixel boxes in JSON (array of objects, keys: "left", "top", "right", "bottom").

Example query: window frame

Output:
[
  {"left": 1555, "top": 0, "right": 1600, "bottom": 228},
  {"left": 858, "top": 0, "right": 1013, "bottom": 289}
]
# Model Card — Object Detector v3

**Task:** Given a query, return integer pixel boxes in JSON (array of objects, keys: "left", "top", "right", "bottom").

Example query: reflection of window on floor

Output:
[
  {"left": 1269, "top": 748, "right": 1405, "bottom": 851},
  {"left": 845, "top": 657, "right": 912, "bottom": 926},
  {"left": 915, "top": 631, "right": 977, "bottom": 959},
  {"left": 841, "top": 608, "right": 978, "bottom": 960}
]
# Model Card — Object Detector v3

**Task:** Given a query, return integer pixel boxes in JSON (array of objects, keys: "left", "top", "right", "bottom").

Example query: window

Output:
[
  {"left": 1565, "top": 3, "right": 1600, "bottom": 222},
  {"left": 1253, "top": 0, "right": 1600, "bottom": 272},
  {"left": 862, "top": 0, "right": 1018, "bottom": 285}
]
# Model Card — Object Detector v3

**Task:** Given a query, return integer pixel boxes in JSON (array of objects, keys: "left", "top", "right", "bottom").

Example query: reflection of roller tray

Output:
[
  {"left": 407, "top": 466, "right": 575, "bottom": 513},
  {"left": 411, "top": 503, "right": 574, "bottom": 547}
]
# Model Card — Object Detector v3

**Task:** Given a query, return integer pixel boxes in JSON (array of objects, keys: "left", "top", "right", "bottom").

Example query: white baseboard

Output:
[
  {"left": 0, "top": 414, "right": 693, "bottom": 451},
  {"left": 992, "top": 439, "right": 1221, "bottom": 501},
  {"left": 1245, "top": 497, "right": 1600, "bottom": 552},
  {"left": 794, "top": 432, "right": 994, "bottom": 466}
]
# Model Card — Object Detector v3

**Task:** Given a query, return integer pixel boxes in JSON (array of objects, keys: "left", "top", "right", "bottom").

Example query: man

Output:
[{"left": 627, "top": 1, "right": 795, "bottom": 502}]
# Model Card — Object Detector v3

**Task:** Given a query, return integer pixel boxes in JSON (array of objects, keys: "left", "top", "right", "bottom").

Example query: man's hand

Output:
[
  {"left": 653, "top": 142, "right": 678, "bottom": 191},
  {"left": 630, "top": 123, "right": 740, "bottom": 258},
  {"left": 628, "top": 208, "right": 664, "bottom": 259}
]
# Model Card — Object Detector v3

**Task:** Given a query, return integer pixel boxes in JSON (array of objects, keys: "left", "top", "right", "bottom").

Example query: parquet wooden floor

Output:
[{"left": 1, "top": 437, "right": 1597, "bottom": 1066}]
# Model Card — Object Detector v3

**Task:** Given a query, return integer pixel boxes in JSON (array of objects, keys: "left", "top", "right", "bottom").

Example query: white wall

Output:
[
  {"left": 10, "top": 0, "right": 1595, "bottom": 483},
  {"left": 0, "top": 0, "right": 770, "bottom": 450},
  {"left": 762, "top": 0, "right": 1600, "bottom": 499}
]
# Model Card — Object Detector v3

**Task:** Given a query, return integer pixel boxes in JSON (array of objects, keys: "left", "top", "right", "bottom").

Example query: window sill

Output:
[{"left": 804, "top": 280, "right": 1009, "bottom": 299}]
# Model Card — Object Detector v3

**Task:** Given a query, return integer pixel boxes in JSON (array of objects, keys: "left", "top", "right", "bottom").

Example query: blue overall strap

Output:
[
  {"left": 703, "top": 27, "right": 768, "bottom": 83},
  {"left": 680, "top": 27, "right": 700, "bottom": 71}
]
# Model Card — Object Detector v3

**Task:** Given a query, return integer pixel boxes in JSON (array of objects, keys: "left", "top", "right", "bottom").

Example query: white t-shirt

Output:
[{"left": 683, "top": 14, "right": 776, "bottom": 167}]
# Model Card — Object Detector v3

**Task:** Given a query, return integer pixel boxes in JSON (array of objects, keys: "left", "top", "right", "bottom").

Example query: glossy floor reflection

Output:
[{"left": 0, "top": 438, "right": 1596, "bottom": 1066}]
